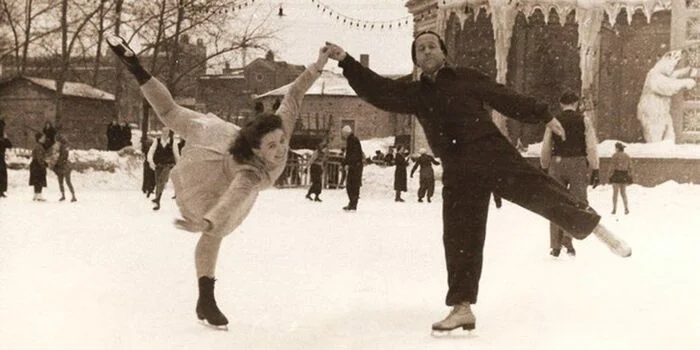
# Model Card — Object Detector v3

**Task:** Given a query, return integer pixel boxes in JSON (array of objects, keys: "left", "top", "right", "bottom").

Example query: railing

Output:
[
  {"left": 274, "top": 159, "right": 346, "bottom": 189},
  {"left": 6, "top": 148, "right": 32, "bottom": 157}
]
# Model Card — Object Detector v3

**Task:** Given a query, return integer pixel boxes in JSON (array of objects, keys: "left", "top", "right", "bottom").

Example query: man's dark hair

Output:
[
  {"left": 411, "top": 30, "right": 448, "bottom": 64},
  {"left": 559, "top": 91, "right": 580, "bottom": 105},
  {"left": 230, "top": 113, "right": 283, "bottom": 163}
]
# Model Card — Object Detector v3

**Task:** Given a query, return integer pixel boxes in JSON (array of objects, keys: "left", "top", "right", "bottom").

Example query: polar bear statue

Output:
[{"left": 636, "top": 49, "right": 697, "bottom": 143}]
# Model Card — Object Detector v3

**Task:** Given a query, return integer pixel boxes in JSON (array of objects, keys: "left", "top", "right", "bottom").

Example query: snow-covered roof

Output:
[
  {"left": 254, "top": 71, "right": 409, "bottom": 99},
  {"left": 25, "top": 77, "right": 115, "bottom": 101},
  {"left": 254, "top": 71, "right": 357, "bottom": 98}
]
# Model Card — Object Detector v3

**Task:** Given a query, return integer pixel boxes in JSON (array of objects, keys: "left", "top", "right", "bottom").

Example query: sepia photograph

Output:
[{"left": 1, "top": 0, "right": 699, "bottom": 349}]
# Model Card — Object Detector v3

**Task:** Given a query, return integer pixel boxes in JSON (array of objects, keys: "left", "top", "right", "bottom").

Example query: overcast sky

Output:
[{"left": 242, "top": 0, "right": 416, "bottom": 75}]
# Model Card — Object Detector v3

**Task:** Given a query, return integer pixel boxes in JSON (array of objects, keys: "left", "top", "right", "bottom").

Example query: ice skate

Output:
[
  {"left": 71, "top": 197, "right": 77, "bottom": 202},
  {"left": 592, "top": 224, "right": 632, "bottom": 257},
  {"left": 105, "top": 35, "right": 138, "bottom": 66},
  {"left": 431, "top": 302, "right": 476, "bottom": 335},
  {"left": 196, "top": 277, "right": 229, "bottom": 331},
  {"left": 59, "top": 195, "right": 65, "bottom": 201},
  {"left": 566, "top": 247, "right": 576, "bottom": 257}
]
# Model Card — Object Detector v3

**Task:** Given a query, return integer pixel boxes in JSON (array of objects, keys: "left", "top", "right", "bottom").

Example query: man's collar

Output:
[{"left": 420, "top": 64, "right": 456, "bottom": 83}]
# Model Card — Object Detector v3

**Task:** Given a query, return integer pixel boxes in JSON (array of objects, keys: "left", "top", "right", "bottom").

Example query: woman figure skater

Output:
[
  {"left": 107, "top": 35, "right": 327, "bottom": 329},
  {"left": 609, "top": 142, "right": 633, "bottom": 214}
]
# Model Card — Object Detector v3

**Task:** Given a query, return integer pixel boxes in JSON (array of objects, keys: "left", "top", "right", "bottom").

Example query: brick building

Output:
[
  {"left": 0, "top": 35, "right": 207, "bottom": 138},
  {"left": 196, "top": 51, "right": 306, "bottom": 122},
  {"left": 254, "top": 56, "right": 412, "bottom": 150},
  {"left": 0, "top": 76, "right": 116, "bottom": 149}
]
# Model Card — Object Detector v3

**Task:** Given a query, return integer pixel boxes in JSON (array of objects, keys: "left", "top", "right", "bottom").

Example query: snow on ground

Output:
[{"left": 1, "top": 164, "right": 699, "bottom": 350}]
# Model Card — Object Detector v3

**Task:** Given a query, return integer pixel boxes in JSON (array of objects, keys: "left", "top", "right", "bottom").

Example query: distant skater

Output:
[
  {"left": 49, "top": 134, "right": 77, "bottom": 202},
  {"left": 609, "top": 142, "right": 633, "bottom": 215},
  {"left": 306, "top": 140, "right": 327, "bottom": 202},
  {"left": 410, "top": 148, "right": 440, "bottom": 203}
]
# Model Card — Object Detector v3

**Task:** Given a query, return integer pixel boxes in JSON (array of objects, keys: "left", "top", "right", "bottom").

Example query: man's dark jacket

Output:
[{"left": 338, "top": 55, "right": 552, "bottom": 158}]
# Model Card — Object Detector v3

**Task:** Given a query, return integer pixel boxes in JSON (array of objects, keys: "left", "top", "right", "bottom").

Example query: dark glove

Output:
[{"left": 590, "top": 169, "right": 600, "bottom": 188}]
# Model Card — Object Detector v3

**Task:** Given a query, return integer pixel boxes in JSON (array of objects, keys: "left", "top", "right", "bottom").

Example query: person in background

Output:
[
  {"left": 410, "top": 148, "right": 440, "bottom": 203},
  {"left": 119, "top": 121, "right": 133, "bottom": 149},
  {"left": 0, "top": 119, "right": 11, "bottom": 198},
  {"left": 341, "top": 125, "right": 363, "bottom": 211},
  {"left": 147, "top": 127, "right": 180, "bottom": 210},
  {"left": 42, "top": 121, "right": 57, "bottom": 150},
  {"left": 371, "top": 150, "right": 385, "bottom": 165},
  {"left": 29, "top": 132, "right": 48, "bottom": 201},
  {"left": 393, "top": 145, "right": 409, "bottom": 202},
  {"left": 107, "top": 35, "right": 326, "bottom": 328},
  {"left": 384, "top": 147, "right": 395, "bottom": 166},
  {"left": 540, "top": 91, "right": 600, "bottom": 258},
  {"left": 324, "top": 34, "right": 630, "bottom": 332},
  {"left": 48, "top": 134, "right": 77, "bottom": 202},
  {"left": 609, "top": 142, "right": 633, "bottom": 215},
  {"left": 107, "top": 119, "right": 120, "bottom": 150},
  {"left": 306, "top": 140, "right": 327, "bottom": 202}
]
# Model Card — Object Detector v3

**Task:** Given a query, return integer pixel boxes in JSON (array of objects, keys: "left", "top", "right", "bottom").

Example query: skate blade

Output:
[
  {"left": 199, "top": 319, "right": 229, "bottom": 331},
  {"left": 430, "top": 324, "right": 476, "bottom": 338},
  {"left": 105, "top": 35, "right": 134, "bottom": 57},
  {"left": 594, "top": 232, "right": 632, "bottom": 258}
]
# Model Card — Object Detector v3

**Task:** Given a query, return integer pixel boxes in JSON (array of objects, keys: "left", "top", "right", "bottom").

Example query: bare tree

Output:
[
  {"left": 52, "top": 0, "right": 102, "bottom": 124},
  {"left": 0, "top": 0, "right": 59, "bottom": 75}
]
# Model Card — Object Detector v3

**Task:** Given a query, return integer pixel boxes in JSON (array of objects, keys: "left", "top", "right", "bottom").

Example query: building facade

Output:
[
  {"left": 406, "top": 0, "right": 700, "bottom": 146},
  {"left": 0, "top": 76, "right": 116, "bottom": 149}
]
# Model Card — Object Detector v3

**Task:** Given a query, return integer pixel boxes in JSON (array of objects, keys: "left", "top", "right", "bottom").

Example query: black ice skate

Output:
[
  {"left": 431, "top": 302, "right": 476, "bottom": 336},
  {"left": 196, "top": 277, "right": 229, "bottom": 330},
  {"left": 105, "top": 35, "right": 152, "bottom": 85},
  {"left": 105, "top": 35, "right": 139, "bottom": 69}
]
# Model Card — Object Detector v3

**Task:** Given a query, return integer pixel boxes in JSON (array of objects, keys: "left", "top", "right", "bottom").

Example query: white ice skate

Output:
[{"left": 593, "top": 224, "right": 632, "bottom": 257}]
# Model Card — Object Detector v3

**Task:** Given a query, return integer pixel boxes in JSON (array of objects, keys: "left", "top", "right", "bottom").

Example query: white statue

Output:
[{"left": 636, "top": 49, "right": 697, "bottom": 143}]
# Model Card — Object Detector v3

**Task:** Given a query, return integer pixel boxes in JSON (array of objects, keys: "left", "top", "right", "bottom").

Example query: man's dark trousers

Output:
[
  {"left": 345, "top": 163, "right": 363, "bottom": 209},
  {"left": 441, "top": 134, "right": 600, "bottom": 306}
]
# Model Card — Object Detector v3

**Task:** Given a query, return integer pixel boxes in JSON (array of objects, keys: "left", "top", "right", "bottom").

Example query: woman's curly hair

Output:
[{"left": 230, "top": 113, "right": 283, "bottom": 163}]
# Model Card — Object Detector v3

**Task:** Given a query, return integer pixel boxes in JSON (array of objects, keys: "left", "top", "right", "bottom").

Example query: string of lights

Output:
[{"left": 308, "top": 0, "right": 412, "bottom": 30}]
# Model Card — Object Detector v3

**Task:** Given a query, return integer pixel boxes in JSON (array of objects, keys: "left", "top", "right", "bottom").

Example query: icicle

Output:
[
  {"left": 577, "top": 8, "right": 605, "bottom": 127},
  {"left": 556, "top": 5, "right": 572, "bottom": 27},
  {"left": 455, "top": 8, "right": 470, "bottom": 28},
  {"left": 626, "top": 6, "right": 636, "bottom": 25},
  {"left": 488, "top": 0, "right": 518, "bottom": 137},
  {"left": 642, "top": 0, "right": 655, "bottom": 23},
  {"left": 522, "top": 4, "right": 537, "bottom": 24},
  {"left": 605, "top": 3, "right": 621, "bottom": 28}
]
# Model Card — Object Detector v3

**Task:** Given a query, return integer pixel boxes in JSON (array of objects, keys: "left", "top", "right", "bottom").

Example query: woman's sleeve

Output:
[
  {"left": 275, "top": 62, "right": 323, "bottom": 141},
  {"left": 203, "top": 170, "right": 262, "bottom": 236}
]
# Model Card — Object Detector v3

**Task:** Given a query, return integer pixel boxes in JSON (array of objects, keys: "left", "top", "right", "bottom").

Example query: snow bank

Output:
[{"left": 525, "top": 139, "right": 700, "bottom": 159}]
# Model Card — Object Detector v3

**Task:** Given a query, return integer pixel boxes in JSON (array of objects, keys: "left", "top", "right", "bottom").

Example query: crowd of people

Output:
[{"left": 106, "top": 120, "right": 133, "bottom": 151}]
